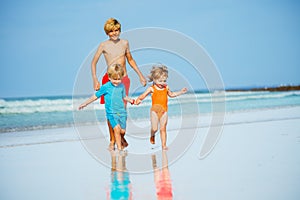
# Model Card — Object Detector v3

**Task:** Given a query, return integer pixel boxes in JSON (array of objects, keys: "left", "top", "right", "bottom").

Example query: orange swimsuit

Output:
[{"left": 151, "top": 85, "right": 168, "bottom": 119}]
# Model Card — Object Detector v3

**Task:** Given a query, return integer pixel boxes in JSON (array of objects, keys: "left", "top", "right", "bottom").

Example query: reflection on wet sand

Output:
[
  {"left": 107, "top": 151, "right": 132, "bottom": 200},
  {"left": 152, "top": 151, "right": 173, "bottom": 200}
]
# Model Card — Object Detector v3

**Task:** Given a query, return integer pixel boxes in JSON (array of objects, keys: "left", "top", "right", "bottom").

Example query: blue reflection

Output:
[{"left": 108, "top": 151, "right": 132, "bottom": 200}]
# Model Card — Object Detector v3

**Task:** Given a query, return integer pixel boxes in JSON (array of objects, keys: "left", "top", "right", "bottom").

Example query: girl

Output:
[{"left": 135, "top": 65, "right": 187, "bottom": 150}]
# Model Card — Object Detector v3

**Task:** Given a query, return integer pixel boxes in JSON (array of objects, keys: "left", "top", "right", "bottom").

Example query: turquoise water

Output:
[{"left": 1, "top": 91, "right": 300, "bottom": 133}]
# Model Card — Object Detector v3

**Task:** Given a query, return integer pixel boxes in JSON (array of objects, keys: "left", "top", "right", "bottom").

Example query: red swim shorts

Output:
[{"left": 100, "top": 73, "right": 130, "bottom": 104}]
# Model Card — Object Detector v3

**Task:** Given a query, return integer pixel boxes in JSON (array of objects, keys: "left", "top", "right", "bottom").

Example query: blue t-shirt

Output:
[{"left": 95, "top": 81, "right": 126, "bottom": 116}]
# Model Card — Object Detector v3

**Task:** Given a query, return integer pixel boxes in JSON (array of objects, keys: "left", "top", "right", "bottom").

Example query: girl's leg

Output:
[
  {"left": 159, "top": 112, "right": 168, "bottom": 150},
  {"left": 150, "top": 111, "right": 159, "bottom": 144},
  {"left": 113, "top": 125, "right": 122, "bottom": 151}
]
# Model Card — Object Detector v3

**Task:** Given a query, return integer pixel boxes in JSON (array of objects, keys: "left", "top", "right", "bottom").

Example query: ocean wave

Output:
[
  {"left": 0, "top": 91, "right": 299, "bottom": 115},
  {"left": 0, "top": 97, "right": 97, "bottom": 114},
  {"left": 225, "top": 91, "right": 300, "bottom": 102}
]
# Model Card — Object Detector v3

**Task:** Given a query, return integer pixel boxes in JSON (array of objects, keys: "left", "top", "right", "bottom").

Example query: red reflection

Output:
[{"left": 152, "top": 151, "right": 173, "bottom": 200}]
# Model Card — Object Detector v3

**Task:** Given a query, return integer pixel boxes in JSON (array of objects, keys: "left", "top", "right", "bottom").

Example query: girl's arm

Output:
[
  {"left": 135, "top": 87, "right": 153, "bottom": 105},
  {"left": 78, "top": 95, "right": 98, "bottom": 110},
  {"left": 168, "top": 87, "right": 188, "bottom": 98}
]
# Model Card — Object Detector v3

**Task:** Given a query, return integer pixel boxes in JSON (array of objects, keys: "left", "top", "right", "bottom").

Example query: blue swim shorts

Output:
[{"left": 107, "top": 113, "right": 127, "bottom": 130}]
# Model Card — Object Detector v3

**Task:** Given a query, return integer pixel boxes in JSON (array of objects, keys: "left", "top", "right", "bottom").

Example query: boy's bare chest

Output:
[{"left": 103, "top": 42, "right": 126, "bottom": 57}]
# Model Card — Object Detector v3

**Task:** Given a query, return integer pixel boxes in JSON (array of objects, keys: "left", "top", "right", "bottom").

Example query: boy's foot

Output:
[
  {"left": 108, "top": 143, "right": 115, "bottom": 151},
  {"left": 150, "top": 135, "right": 155, "bottom": 144},
  {"left": 121, "top": 137, "right": 128, "bottom": 148}
]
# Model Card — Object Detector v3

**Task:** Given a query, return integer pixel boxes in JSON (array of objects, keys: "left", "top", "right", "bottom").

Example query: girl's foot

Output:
[
  {"left": 150, "top": 135, "right": 155, "bottom": 144},
  {"left": 162, "top": 146, "right": 168, "bottom": 151}
]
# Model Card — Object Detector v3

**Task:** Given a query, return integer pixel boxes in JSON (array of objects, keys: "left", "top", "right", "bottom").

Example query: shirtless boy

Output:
[{"left": 91, "top": 18, "right": 146, "bottom": 150}]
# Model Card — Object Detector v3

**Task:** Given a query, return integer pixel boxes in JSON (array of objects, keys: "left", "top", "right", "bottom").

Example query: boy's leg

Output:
[
  {"left": 113, "top": 125, "right": 122, "bottom": 151},
  {"left": 100, "top": 73, "right": 116, "bottom": 149},
  {"left": 159, "top": 112, "right": 168, "bottom": 150},
  {"left": 121, "top": 133, "right": 128, "bottom": 148},
  {"left": 121, "top": 75, "right": 130, "bottom": 147},
  {"left": 120, "top": 115, "right": 128, "bottom": 149},
  {"left": 107, "top": 120, "right": 115, "bottom": 151},
  {"left": 150, "top": 111, "right": 159, "bottom": 144}
]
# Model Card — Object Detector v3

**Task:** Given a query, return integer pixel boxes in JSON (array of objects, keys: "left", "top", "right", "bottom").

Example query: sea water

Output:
[{"left": 1, "top": 91, "right": 300, "bottom": 133}]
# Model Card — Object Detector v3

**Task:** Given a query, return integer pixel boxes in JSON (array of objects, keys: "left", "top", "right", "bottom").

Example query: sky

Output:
[{"left": 0, "top": 0, "right": 300, "bottom": 98}]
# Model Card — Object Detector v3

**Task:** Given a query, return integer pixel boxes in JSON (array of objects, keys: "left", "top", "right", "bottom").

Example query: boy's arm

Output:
[
  {"left": 135, "top": 87, "right": 153, "bottom": 105},
  {"left": 78, "top": 95, "right": 98, "bottom": 110},
  {"left": 125, "top": 42, "right": 147, "bottom": 86},
  {"left": 168, "top": 87, "right": 188, "bottom": 98},
  {"left": 123, "top": 96, "right": 135, "bottom": 105},
  {"left": 91, "top": 43, "right": 104, "bottom": 90}
]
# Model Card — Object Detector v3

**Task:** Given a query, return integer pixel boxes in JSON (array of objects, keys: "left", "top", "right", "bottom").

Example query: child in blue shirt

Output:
[{"left": 79, "top": 64, "right": 134, "bottom": 151}]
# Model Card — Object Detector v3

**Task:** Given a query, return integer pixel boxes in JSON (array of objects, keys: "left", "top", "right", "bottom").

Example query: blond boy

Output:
[
  {"left": 79, "top": 64, "right": 135, "bottom": 151},
  {"left": 91, "top": 18, "right": 146, "bottom": 148}
]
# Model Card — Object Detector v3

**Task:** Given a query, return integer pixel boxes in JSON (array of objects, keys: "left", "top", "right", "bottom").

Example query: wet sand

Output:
[{"left": 1, "top": 106, "right": 300, "bottom": 200}]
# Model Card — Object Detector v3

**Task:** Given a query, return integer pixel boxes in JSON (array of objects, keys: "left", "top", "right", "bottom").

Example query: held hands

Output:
[
  {"left": 127, "top": 98, "right": 141, "bottom": 105},
  {"left": 128, "top": 99, "right": 141, "bottom": 105},
  {"left": 134, "top": 98, "right": 142, "bottom": 105},
  {"left": 130, "top": 99, "right": 135, "bottom": 105}
]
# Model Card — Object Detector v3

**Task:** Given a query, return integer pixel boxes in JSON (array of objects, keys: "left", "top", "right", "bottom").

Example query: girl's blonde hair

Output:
[
  {"left": 148, "top": 65, "right": 168, "bottom": 82},
  {"left": 104, "top": 18, "right": 121, "bottom": 35},
  {"left": 107, "top": 64, "right": 124, "bottom": 80}
]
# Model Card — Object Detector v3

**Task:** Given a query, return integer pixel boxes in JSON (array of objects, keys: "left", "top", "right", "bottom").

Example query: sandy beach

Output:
[{"left": 1, "top": 106, "right": 300, "bottom": 200}]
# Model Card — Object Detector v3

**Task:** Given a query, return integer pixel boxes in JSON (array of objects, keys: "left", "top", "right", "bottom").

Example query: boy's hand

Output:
[
  {"left": 78, "top": 104, "right": 86, "bottom": 110},
  {"left": 93, "top": 80, "right": 100, "bottom": 91},
  {"left": 130, "top": 99, "right": 135, "bottom": 105},
  {"left": 140, "top": 76, "right": 147, "bottom": 87}
]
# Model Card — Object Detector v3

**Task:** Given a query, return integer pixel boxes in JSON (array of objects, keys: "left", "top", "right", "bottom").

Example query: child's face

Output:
[
  {"left": 154, "top": 76, "right": 167, "bottom": 88},
  {"left": 109, "top": 77, "right": 122, "bottom": 86},
  {"left": 108, "top": 29, "right": 120, "bottom": 41}
]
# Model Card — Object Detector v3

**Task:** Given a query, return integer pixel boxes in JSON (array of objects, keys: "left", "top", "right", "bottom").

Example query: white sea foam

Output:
[{"left": 0, "top": 91, "right": 299, "bottom": 115}]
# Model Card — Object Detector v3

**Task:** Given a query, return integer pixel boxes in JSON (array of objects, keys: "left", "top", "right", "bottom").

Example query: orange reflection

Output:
[{"left": 152, "top": 151, "right": 173, "bottom": 200}]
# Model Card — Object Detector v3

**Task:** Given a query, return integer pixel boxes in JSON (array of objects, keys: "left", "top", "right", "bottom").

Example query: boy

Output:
[
  {"left": 91, "top": 18, "right": 146, "bottom": 149},
  {"left": 79, "top": 64, "right": 135, "bottom": 151}
]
